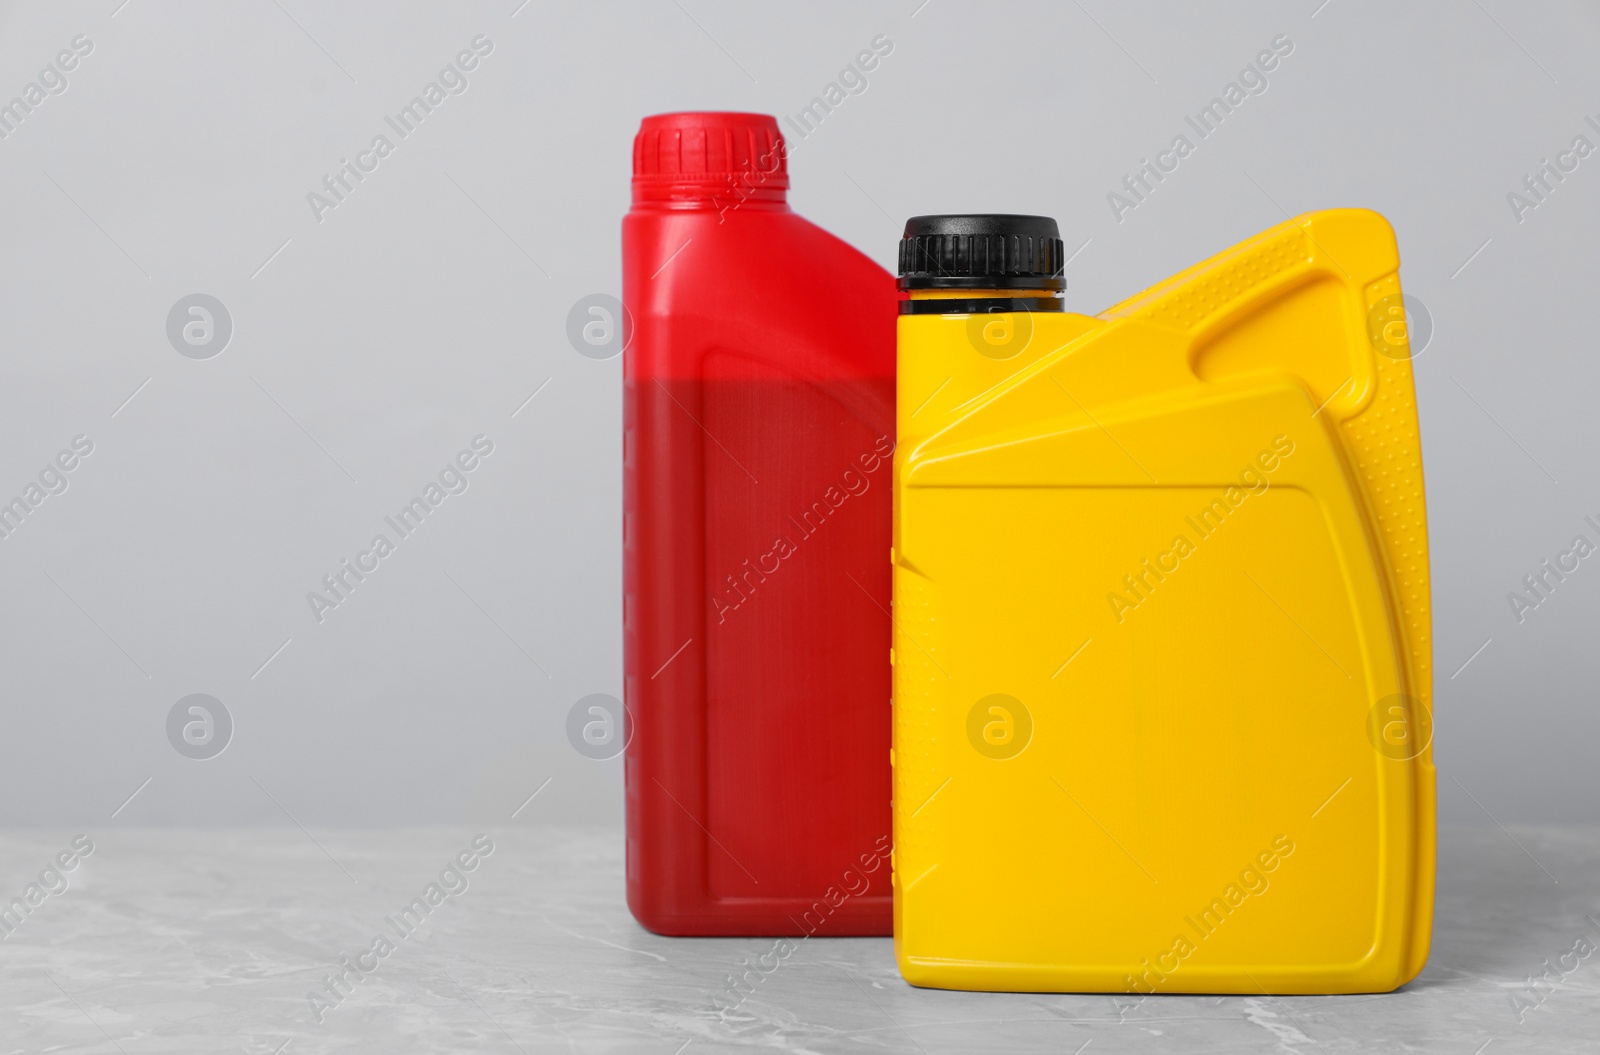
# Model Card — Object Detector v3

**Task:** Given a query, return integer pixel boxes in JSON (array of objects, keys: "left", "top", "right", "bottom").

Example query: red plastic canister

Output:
[{"left": 623, "top": 112, "right": 896, "bottom": 935}]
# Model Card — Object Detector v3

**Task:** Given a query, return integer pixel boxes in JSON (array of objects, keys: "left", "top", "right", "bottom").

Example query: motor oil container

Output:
[
  {"left": 891, "top": 211, "right": 1433, "bottom": 992},
  {"left": 623, "top": 112, "right": 896, "bottom": 936}
]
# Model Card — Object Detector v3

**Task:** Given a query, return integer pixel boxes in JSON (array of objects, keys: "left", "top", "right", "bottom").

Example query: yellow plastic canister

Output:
[{"left": 891, "top": 209, "right": 1433, "bottom": 994}]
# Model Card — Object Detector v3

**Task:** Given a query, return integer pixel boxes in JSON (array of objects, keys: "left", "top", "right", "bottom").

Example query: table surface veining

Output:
[{"left": 2, "top": 825, "right": 1596, "bottom": 1054}]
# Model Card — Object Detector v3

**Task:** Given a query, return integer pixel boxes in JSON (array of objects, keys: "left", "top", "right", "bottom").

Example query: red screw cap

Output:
[{"left": 632, "top": 112, "right": 788, "bottom": 204}]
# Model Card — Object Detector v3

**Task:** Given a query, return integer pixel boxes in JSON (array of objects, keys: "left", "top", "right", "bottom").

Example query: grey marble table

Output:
[{"left": 2, "top": 825, "right": 1595, "bottom": 1053}]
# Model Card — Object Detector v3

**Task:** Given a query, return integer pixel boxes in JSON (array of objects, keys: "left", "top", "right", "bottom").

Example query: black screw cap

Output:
[{"left": 898, "top": 214, "right": 1065, "bottom": 291}]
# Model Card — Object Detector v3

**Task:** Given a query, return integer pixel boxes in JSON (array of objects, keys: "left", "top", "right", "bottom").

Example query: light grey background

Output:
[{"left": 0, "top": 0, "right": 1595, "bottom": 830}]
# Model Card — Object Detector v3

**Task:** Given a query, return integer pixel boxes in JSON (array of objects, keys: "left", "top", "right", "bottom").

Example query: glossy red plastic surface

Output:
[{"left": 623, "top": 113, "right": 895, "bottom": 935}]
